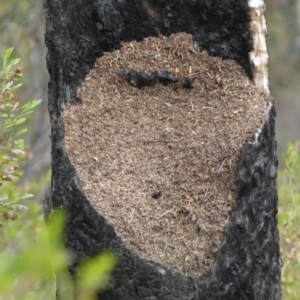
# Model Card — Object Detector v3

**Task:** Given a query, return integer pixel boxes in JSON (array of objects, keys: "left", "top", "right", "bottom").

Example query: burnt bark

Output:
[{"left": 44, "top": 0, "right": 281, "bottom": 299}]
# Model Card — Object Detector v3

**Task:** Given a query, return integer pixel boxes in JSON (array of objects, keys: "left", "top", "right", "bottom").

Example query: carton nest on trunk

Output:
[{"left": 63, "top": 33, "right": 272, "bottom": 277}]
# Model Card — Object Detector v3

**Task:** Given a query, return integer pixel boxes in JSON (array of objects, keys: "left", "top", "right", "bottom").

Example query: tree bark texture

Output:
[{"left": 44, "top": 0, "right": 281, "bottom": 299}]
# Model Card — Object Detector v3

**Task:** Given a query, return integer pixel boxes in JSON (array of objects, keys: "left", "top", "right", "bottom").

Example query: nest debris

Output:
[{"left": 63, "top": 32, "right": 272, "bottom": 277}]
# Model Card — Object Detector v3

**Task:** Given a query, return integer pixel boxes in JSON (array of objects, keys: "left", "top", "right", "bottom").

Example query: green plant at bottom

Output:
[
  {"left": 0, "top": 48, "right": 117, "bottom": 300},
  {"left": 278, "top": 142, "right": 300, "bottom": 300},
  {"left": 0, "top": 205, "right": 117, "bottom": 300}
]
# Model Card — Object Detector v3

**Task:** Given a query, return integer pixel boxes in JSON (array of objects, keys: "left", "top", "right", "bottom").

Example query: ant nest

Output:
[{"left": 63, "top": 32, "right": 272, "bottom": 276}]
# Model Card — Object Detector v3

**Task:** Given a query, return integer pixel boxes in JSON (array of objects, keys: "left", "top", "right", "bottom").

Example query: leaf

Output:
[
  {"left": 11, "top": 204, "right": 28, "bottom": 212},
  {"left": 3, "top": 48, "right": 13, "bottom": 66},
  {"left": 11, "top": 102, "right": 19, "bottom": 111},
  {"left": 10, "top": 58, "right": 21, "bottom": 67},
  {"left": 9, "top": 83, "right": 23, "bottom": 91},
  {"left": 3, "top": 81, "right": 13, "bottom": 91},
  {"left": 78, "top": 251, "right": 117, "bottom": 293},
  {"left": 16, "top": 193, "right": 33, "bottom": 200},
  {"left": 290, "top": 152, "right": 299, "bottom": 167},
  {"left": 5, "top": 117, "right": 26, "bottom": 128},
  {"left": 0, "top": 196, "right": 9, "bottom": 203},
  {"left": 7, "top": 173, "right": 23, "bottom": 181},
  {"left": 20, "top": 99, "right": 42, "bottom": 112},
  {"left": 286, "top": 145, "right": 299, "bottom": 170},
  {"left": 12, "top": 128, "right": 28, "bottom": 138}
]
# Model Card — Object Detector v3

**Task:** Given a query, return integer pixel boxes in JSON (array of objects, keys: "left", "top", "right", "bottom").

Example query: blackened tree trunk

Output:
[{"left": 44, "top": 0, "right": 281, "bottom": 299}]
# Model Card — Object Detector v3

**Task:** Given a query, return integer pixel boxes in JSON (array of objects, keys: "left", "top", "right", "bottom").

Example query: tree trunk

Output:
[{"left": 44, "top": 0, "right": 281, "bottom": 299}]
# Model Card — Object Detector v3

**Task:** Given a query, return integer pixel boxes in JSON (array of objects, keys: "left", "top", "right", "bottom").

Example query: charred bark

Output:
[{"left": 44, "top": 0, "right": 281, "bottom": 299}]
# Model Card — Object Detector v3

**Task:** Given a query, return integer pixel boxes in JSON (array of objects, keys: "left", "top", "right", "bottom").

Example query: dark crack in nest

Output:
[{"left": 63, "top": 32, "right": 272, "bottom": 277}]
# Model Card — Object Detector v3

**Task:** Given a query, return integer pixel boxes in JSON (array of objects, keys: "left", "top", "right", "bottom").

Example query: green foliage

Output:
[
  {"left": 0, "top": 47, "right": 41, "bottom": 225},
  {"left": 0, "top": 206, "right": 67, "bottom": 299},
  {"left": 0, "top": 49, "right": 117, "bottom": 300},
  {"left": 1, "top": 0, "right": 50, "bottom": 198},
  {"left": 278, "top": 142, "right": 300, "bottom": 299},
  {"left": 0, "top": 204, "right": 117, "bottom": 300}
]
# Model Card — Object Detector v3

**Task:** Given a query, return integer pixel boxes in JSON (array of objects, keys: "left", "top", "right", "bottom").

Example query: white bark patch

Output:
[{"left": 248, "top": 0, "right": 270, "bottom": 94}]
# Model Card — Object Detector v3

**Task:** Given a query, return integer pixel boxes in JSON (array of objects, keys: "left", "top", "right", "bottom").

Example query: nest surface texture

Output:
[{"left": 63, "top": 33, "right": 272, "bottom": 276}]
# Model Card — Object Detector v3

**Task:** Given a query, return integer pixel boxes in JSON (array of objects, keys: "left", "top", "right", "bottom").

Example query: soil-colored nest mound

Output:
[{"left": 63, "top": 33, "right": 272, "bottom": 276}]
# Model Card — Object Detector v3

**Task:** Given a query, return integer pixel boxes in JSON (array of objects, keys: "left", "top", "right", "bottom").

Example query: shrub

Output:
[
  {"left": 278, "top": 142, "right": 300, "bottom": 299},
  {"left": 0, "top": 48, "right": 116, "bottom": 300}
]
